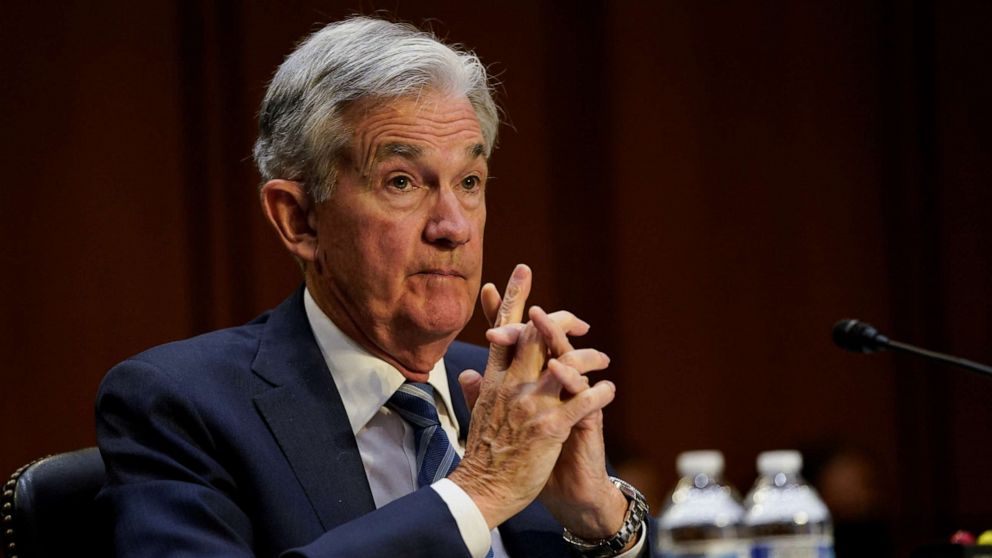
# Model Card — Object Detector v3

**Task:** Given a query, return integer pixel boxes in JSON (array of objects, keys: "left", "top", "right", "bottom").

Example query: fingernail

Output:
[
  {"left": 513, "top": 264, "right": 528, "bottom": 279},
  {"left": 600, "top": 352, "right": 611, "bottom": 363}
]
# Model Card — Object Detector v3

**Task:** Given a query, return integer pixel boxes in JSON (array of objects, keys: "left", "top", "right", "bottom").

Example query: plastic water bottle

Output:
[
  {"left": 744, "top": 450, "right": 834, "bottom": 558},
  {"left": 655, "top": 450, "right": 750, "bottom": 558}
]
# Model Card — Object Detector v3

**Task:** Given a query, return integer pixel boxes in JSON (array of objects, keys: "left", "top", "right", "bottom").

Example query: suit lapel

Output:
[
  {"left": 251, "top": 287, "right": 375, "bottom": 530},
  {"left": 442, "top": 342, "right": 481, "bottom": 440},
  {"left": 249, "top": 294, "right": 567, "bottom": 551}
]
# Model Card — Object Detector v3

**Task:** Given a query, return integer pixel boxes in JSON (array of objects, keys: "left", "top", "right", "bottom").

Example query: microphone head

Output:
[{"left": 832, "top": 319, "right": 890, "bottom": 353}]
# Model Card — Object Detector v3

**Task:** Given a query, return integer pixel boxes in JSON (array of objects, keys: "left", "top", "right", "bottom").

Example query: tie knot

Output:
[{"left": 387, "top": 382, "right": 440, "bottom": 427}]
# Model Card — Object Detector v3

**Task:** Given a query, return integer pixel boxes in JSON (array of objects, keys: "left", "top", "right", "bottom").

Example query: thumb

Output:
[
  {"left": 458, "top": 369, "right": 484, "bottom": 410},
  {"left": 480, "top": 282, "right": 502, "bottom": 327}
]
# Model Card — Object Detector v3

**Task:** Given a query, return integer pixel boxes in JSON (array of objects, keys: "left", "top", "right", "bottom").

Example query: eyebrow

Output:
[
  {"left": 374, "top": 142, "right": 423, "bottom": 162},
  {"left": 373, "top": 142, "right": 486, "bottom": 164}
]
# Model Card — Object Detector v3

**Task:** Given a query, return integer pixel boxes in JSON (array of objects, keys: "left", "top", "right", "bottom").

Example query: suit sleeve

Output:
[{"left": 96, "top": 358, "right": 472, "bottom": 558}]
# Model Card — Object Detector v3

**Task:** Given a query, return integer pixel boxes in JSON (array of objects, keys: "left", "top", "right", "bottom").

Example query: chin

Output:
[{"left": 411, "top": 299, "right": 473, "bottom": 340}]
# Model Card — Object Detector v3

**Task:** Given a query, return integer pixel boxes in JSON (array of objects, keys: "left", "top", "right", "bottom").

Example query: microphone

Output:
[
  {"left": 832, "top": 319, "right": 890, "bottom": 353},
  {"left": 832, "top": 319, "right": 992, "bottom": 379}
]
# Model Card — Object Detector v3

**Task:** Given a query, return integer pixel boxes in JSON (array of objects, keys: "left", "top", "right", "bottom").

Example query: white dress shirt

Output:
[
  {"left": 304, "top": 289, "right": 504, "bottom": 557},
  {"left": 303, "top": 289, "right": 644, "bottom": 558}
]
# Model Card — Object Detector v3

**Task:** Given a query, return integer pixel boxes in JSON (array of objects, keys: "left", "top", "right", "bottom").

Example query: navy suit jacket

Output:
[{"left": 96, "top": 287, "right": 576, "bottom": 557}]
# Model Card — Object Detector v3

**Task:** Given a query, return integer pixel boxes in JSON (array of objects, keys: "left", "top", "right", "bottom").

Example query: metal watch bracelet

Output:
[{"left": 562, "top": 476, "right": 649, "bottom": 558}]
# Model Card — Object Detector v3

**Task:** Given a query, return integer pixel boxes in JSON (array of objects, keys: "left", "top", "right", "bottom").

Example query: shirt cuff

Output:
[
  {"left": 431, "top": 478, "right": 492, "bottom": 558},
  {"left": 612, "top": 521, "right": 647, "bottom": 558}
]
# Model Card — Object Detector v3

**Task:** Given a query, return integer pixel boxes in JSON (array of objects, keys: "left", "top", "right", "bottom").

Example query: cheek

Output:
[
  {"left": 318, "top": 211, "right": 396, "bottom": 285},
  {"left": 476, "top": 206, "right": 486, "bottom": 247},
  {"left": 356, "top": 217, "right": 421, "bottom": 285},
  {"left": 467, "top": 209, "right": 486, "bottom": 268}
]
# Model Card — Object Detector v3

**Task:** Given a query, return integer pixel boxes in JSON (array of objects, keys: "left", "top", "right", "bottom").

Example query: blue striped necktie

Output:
[
  {"left": 388, "top": 382, "right": 495, "bottom": 558},
  {"left": 387, "top": 382, "right": 461, "bottom": 487}
]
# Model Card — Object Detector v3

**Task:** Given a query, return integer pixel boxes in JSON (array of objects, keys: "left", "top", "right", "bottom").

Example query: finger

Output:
[
  {"left": 495, "top": 264, "right": 531, "bottom": 327},
  {"left": 488, "top": 311, "right": 590, "bottom": 349},
  {"left": 557, "top": 380, "right": 616, "bottom": 426},
  {"left": 485, "top": 323, "right": 525, "bottom": 346},
  {"left": 480, "top": 283, "right": 501, "bottom": 327},
  {"left": 535, "top": 358, "right": 590, "bottom": 397},
  {"left": 487, "top": 264, "right": 532, "bottom": 369},
  {"left": 530, "top": 305, "right": 573, "bottom": 358},
  {"left": 534, "top": 350, "right": 609, "bottom": 399},
  {"left": 556, "top": 348, "right": 611, "bottom": 376},
  {"left": 546, "top": 310, "right": 591, "bottom": 338},
  {"left": 458, "top": 369, "right": 484, "bottom": 410},
  {"left": 505, "top": 321, "right": 548, "bottom": 385}
]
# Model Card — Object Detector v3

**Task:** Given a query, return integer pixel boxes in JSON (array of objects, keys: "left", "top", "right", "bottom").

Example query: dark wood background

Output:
[{"left": 2, "top": 2, "right": 989, "bottom": 555}]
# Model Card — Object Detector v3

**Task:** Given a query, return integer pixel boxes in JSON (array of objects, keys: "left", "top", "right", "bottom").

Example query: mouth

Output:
[{"left": 415, "top": 269, "right": 465, "bottom": 279}]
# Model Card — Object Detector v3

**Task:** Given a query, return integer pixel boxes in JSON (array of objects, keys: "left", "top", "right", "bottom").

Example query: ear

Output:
[{"left": 260, "top": 179, "right": 318, "bottom": 263}]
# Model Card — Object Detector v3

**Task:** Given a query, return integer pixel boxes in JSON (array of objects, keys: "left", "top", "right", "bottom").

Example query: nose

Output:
[{"left": 424, "top": 187, "right": 472, "bottom": 248}]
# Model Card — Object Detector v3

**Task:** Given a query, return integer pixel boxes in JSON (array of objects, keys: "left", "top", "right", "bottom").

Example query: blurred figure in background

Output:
[{"left": 803, "top": 442, "right": 892, "bottom": 557}]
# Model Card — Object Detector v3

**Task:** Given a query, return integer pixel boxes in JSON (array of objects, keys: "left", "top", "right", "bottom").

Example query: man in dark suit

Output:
[{"left": 97, "top": 16, "right": 649, "bottom": 557}]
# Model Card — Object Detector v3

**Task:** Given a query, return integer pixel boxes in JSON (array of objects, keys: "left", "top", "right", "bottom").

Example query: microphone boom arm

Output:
[
  {"left": 883, "top": 339, "right": 992, "bottom": 379},
  {"left": 833, "top": 319, "right": 992, "bottom": 380}
]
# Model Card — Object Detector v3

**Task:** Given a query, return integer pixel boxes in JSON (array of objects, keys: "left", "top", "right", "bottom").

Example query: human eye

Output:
[
  {"left": 386, "top": 174, "right": 414, "bottom": 191},
  {"left": 461, "top": 175, "right": 484, "bottom": 191}
]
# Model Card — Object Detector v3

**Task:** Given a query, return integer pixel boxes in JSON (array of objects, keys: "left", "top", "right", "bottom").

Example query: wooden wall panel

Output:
[
  {"left": 2, "top": 2, "right": 990, "bottom": 555},
  {"left": 932, "top": 0, "right": 992, "bottom": 530},
  {"left": 608, "top": 0, "right": 894, "bottom": 455},
  {"left": 1, "top": 2, "right": 191, "bottom": 468}
]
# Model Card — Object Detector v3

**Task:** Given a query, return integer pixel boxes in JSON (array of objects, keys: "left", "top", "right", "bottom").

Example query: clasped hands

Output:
[{"left": 449, "top": 264, "right": 630, "bottom": 543}]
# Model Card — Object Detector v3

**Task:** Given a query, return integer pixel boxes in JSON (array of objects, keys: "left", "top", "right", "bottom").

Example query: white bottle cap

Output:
[
  {"left": 756, "top": 450, "right": 803, "bottom": 475},
  {"left": 676, "top": 450, "right": 725, "bottom": 477}
]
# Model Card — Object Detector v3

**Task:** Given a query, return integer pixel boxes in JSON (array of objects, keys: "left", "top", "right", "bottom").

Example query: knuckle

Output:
[
  {"left": 508, "top": 398, "right": 537, "bottom": 424},
  {"left": 557, "top": 352, "right": 577, "bottom": 367},
  {"left": 520, "top": 324, "right": 540, "bottom": 344},
  {"left": 573, "top": 389, "right": 599, "bottom": 412},
  {"left": 502, "top": 284, "right": 520, "bottom": 306},
  {"left": 532, "top": 413, "right": 565, "bottom": 439}
]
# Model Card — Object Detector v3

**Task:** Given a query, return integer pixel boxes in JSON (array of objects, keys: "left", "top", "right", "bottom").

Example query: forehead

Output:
[{"left": 346, "top": 93, "right": 485, "bottom": 165}]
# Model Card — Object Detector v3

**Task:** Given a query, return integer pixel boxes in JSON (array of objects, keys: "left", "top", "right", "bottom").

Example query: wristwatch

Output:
[{"left": 562, "top": 477, "right": 649, "bottom": 558}]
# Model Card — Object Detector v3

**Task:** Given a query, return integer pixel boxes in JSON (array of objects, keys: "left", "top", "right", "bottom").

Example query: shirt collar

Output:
[{"left": 303, "top": 288, "right": 457, "bottom": 437}]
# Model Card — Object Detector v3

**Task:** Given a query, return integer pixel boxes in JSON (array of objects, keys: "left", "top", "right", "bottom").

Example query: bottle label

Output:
[
  {"left": 659, "top": 539, "right": 751, "bottom": 558},
  {"left": 750, "top": 535, "right": 834, "bottom": 558}
]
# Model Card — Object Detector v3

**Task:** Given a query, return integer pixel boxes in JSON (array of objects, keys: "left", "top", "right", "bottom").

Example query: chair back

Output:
[{"left": 2, "top": 447, "right": 109, "bottom": 558}]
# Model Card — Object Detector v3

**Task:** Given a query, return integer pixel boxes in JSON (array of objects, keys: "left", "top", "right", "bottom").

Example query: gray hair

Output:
[{"left": 253, "top": 17, "right": 499, "bottom": 201}]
